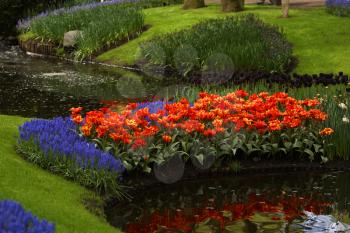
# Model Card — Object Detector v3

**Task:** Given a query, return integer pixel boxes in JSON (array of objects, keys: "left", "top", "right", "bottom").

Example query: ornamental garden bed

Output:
[{"left": 16, "top": 87, "right": 350, "bottom": 197}]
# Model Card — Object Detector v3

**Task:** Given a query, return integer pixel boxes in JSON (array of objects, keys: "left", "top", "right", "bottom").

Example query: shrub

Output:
[
  {"left": 326, "top": 0, "right": 350, "bottom": 17},
  {"left": 71, "top": 90, "right": 333, "bottom": 173},
  {"left": 0, "top": 200, "right": 55, "bottom": 233},
  {"left": 28, "top": 4, "right": 144, "bottom": 60},
  {"left": 191, "top": 71, "right": 349, "bottom": 87},
  {"left": 17, "top": 117, "right": 125, "bottom": 196},
  {"left": 140, "top": 14, "right": 292, "bottom": 76}
]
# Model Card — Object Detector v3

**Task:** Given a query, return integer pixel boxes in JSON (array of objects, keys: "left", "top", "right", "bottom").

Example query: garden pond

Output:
[
  {"left": 106, "top": 171, "right": 350, "bottom": 233},
  {"left": 0, "top": 41, "right": 176, "bottom": 118}
]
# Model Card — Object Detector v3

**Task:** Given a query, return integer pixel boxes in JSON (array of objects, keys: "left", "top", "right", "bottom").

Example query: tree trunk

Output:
[
  {"left": 282, "top": 0, "right": 289, "bottom": 17},
  {"left": 183, "top": 0, "right": 205, "bottom": 9},
  {"left": 221, "top": 0, "right": 244, "bottom": 12}
]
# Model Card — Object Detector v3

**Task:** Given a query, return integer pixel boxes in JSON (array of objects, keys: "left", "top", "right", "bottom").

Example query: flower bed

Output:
[
  {"left": 29, "top": 4, "right": 144, "bottom": 60},
  {"left": 0, "top": 200, "right": 55, "bottom": 233},
  {"left": 17, "top": 0, "right": 181, "bottom": 32},
  {"left": 71, "top": 90, "right": 334, "bottom": 175},
  {"left": 190, "top": 71, "right": 349, "bottom": 87},
  {"left": 140, "top": 15, "right": 292, "bottom": 75},
  {"left": 17, "top": 117, "right": 125, "bottom": 196},
  {"left": 326, "top": 0, "right": 350, "bottom": 17}
]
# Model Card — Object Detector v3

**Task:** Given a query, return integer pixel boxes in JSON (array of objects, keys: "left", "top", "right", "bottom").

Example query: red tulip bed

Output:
[{"left": 70, "top": 90, "right": 335, "bottom": 175}]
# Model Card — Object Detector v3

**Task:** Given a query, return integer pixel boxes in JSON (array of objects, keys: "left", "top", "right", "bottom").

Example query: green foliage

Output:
[
  {"left": 140, "top": 14, "right": 292, "bottom": 75},
  {"left": 175, "top": 82, "right": 350, "bottom": 160},
  {"left": 93, "top": 123, "right": 333, "bottom": 173},
  {"left": 30, "top": 4, "right": 144, "bottom": 60},
  {"left": 97, "top": 5, "right": 350, "bottom": 75},
  {"left": 0, "top": 115, "right": 120, "bottom": 233},
  {"left": 16, "top": 139, "right": 126, "bottom": 198}
]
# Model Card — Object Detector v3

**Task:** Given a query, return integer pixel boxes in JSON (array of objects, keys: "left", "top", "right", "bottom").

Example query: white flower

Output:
[
  {"left": 338, "top": 103, "right": 348, "bottom": 110},
  {"left": 342, "top": 116, "right": 350, "bottom": 123}
]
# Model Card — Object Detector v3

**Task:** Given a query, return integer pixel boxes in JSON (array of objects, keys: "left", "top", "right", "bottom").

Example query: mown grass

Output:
[
  {"left": 97, "top": 5, "right": 350, "bottom": 74},
  {"left": 0, "top": 115, "right": 119, "bottom": 233}
]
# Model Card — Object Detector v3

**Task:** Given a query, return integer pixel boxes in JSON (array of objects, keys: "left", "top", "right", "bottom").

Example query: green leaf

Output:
[
  {"left": 195, "top": 154, "right": 204, "bottom": 166},
  {"left": 321, "top": 156, "right": 329, "bottom": 163},
  {"left": 304, "top": 149, "right": 314, "bottom": 160},
  {"left": 313, "top": 144, "right": 322, "bottom": 153},
  {"left": 232, "top": 148, "right": 238, "bottom": 156},
  {"left": 143, "top": 166, "right": 152, "bottom": 173},
  {"left": 303, "top": 139, "right": 313, "bottom": 147},
  {"left": 278, "top": 148, "right": 287, "bottom": 155},
  {"left": 283, "top": 142, "right": 292, "bottom": 149},
  {"left": 122, "top": 161, "right": 133, "bottom": 171},
  {"left": 293, "top": 141, "right": 303, "bottom": 149}
]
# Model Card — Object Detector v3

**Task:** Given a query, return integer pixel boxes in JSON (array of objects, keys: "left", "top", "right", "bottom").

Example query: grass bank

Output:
[
  {"left": 0, "top": 115, "right": 119, "bottom": 233},
  {"left": 97, "top": 5, "right": 350, "bottom": 74}
]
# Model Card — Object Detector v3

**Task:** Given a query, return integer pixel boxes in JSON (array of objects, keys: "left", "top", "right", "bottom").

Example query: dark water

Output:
[
  {"left": 0, "top": 42, "right": 177, "bottom": 118},
  {"left": 106, "top": 171, "right": 350, "bottom": 233}
]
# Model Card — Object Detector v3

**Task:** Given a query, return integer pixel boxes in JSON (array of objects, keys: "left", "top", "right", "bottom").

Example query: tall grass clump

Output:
[
  {"left": 326, "top": 0, "right": 350, "bottom": 17},
  {"left": 140, "top": 14, "right": 292, "bottom": 76},
  {"left": 30, "top": 4, "right": 144, "bottom": 60}
]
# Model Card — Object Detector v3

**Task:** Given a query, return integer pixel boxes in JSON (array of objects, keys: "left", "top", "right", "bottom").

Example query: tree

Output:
[
  {"left": 183, "top": 0, "right": 205, "bottom": 9},
  {"left": 221, "top": 0, "right": 244, "bottom": 12},
  {"left": 282, "top": 0, "right": 289, "bottom": 17}
]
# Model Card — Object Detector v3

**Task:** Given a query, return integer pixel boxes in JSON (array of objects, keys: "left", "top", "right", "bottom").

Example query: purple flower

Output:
[
  {"left": 17, "top": 0, "right": 141, "bottom": 31},
  {"left": 0, "top": 200, "right": 55, "bottom": 233},
  {"left": 19, "top": 117, "right": 125, "bottom": 173},
  {"left": 136, "top": 101, "right": 169, "bottom": 113},
  {"left": 326, "top": 0, "right": 350, "bottom": 7}
]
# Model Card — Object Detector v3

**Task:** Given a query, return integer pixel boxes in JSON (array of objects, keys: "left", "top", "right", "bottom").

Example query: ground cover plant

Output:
[
  {"left": 0, "top": 115, "right": 120, "bottom": 233},
  {"left": 25, "top": 4, "right": 144, "bottom": 60},
  {"left": 68, "top": 90, "right": 334, "bottom": 174},
  {"left": 0, "top": 200, "right": 55, "bottom": 233},
  {"left": 141, "top": 14, "right": 292, "bottom": 76},
  {"left": 326, "top": 0, "right": 350, "bottom": 17},
  {"left": 17, "top": 117, "right": 125, "bottom": 196}
]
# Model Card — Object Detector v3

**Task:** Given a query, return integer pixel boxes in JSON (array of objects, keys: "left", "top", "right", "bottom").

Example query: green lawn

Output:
[
  {"left": 0, "top": 115, "right": 119, "bottom": 233},
  {"left": 97, "top": 5, "right": 350, "bottom": 74}
]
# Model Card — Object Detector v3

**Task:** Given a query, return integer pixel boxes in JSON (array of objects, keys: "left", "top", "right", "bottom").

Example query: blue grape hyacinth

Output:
[
  {"left": 0, "top": 200, "right": 55, "bottom": 233},
  {"left": 136, "top": 101, "right": 168, "bottom": 113},
  {"left": 19, "top": 117, "right": 124, "bottom": 174}
]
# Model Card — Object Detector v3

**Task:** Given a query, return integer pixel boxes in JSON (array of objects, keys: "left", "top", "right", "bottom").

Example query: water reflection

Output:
[
  {"left": 0, "top": 42, "right": 173, "bottom": 118},
  {"left": 106, "top": 171, "right": 350, "bottom": 233}
]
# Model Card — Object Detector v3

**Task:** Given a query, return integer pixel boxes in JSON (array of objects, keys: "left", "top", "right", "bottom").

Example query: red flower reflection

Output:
[{"left": 126, "top": 192, "right": 331, "bottom": 233}]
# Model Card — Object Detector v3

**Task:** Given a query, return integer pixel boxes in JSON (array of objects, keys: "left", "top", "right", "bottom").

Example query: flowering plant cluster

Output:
[
  {"left": 71, "top": 90, "right": 334, "bottom": 172},
  {"left": 16, "top": 0, "right": 182, "bottom": 31},
  {"left": 326, "top": 0, "right": 350, "bottom": 17},
  {"left": 18, "top": 117, "right": 125, "bottom": 195},
  {"left": 192, "top": 71, "right": 349, "bottom": 87},
  {"left": 16, "top": 0, "right": 139, "bottom": 31},
  {"left": 0, "top": 200, "right": 55, "bottom": 233}
]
